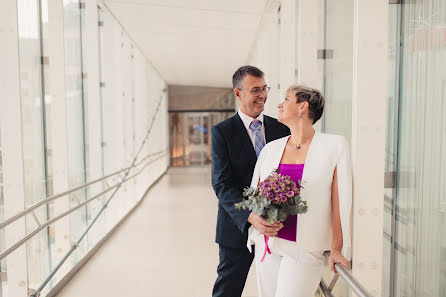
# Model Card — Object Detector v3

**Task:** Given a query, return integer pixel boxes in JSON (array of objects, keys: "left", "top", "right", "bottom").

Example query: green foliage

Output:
[{"left": 235, "top": 187, "right": 271, "bottom": 216}]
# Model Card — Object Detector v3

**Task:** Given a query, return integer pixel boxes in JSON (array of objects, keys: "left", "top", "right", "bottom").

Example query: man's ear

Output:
[{"left": 234, "top": 88, "right": 241, "bottom": 100}]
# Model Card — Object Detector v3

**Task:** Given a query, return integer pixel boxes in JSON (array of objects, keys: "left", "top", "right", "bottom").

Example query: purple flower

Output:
[{"left": 258, "top": 170, "right": 301, "bottom": 205}]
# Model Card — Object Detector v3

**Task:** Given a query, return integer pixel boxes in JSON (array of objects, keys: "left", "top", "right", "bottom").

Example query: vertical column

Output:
[
  {"left": 278, "top": 0, "right": 297, "bottom": 98},
  {"left": 295, "top": 0, "right": 321, "bottom": 131},
  {"left": 0, "top": 1, "right": 29, "bottom": 295},
  {"left": 47, "top": 0, "right": 71, "bottom": 275},
  {"left": 295, "top": 0, "right": 319, "bottom": 88},
  {"left": 246, "top": 1, "right": 281, "bottom": 117},
  {"left": 84, "top": 0, "right": 105, "bottom": 247},
  {"left": 351, "top": 0, "right": 388, "bottom": 296}
]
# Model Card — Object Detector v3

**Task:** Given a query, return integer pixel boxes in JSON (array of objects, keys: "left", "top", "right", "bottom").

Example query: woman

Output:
[{"left": 247, "top": 85, "right": 352, "bottom": 297}]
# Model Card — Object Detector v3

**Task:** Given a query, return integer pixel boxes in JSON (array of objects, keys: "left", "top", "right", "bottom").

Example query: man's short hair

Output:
[{"left": 232, "top": 65, "right": 264, "bottom": 89}]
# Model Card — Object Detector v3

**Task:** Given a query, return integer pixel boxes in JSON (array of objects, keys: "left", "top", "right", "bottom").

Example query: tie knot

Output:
[{"left": 250, "top": 120, "right": 262, "bottom": 131}]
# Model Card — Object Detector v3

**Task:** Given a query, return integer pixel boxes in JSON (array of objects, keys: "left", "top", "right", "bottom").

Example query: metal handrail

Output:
[
  {"left": 320, "top": 251, "right": 373, "bottom": 297},
  {"left": 0, "top": 151, "right": 167, "bottom": 261},
  {"left": 0, "top": 148, "right": 166, "bottom": 231}
]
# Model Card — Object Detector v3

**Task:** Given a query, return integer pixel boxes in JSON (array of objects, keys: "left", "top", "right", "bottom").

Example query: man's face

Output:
[{"left": 234, "top": 75, "right": 267, "bottom": 118}]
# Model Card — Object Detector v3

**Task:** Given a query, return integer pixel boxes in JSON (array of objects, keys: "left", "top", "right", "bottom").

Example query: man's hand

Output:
[{"left": 248, "top": 212, "right": 283, "bottom": 237}]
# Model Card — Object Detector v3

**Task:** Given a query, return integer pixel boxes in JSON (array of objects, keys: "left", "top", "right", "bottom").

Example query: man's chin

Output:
[{"left": 255, "top": 106, "right": 265, "bottom": 113}]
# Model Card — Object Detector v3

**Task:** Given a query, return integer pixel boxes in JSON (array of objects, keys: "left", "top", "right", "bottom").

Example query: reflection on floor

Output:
[{"left": 56, "top": 167, "right": 258, "bottom": 297}]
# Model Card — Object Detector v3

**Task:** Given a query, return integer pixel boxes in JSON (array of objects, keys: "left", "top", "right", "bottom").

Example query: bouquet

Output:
[
  {"left": 235, "top": 169, "right": 308, "bottom": 223},
  {"left": 235, "top": 169, "right": 308, "bottom": 261}
]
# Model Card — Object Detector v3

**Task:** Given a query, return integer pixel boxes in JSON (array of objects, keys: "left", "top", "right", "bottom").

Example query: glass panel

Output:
[
  {"left": 85, "top": 3, "right": 105, "bottom": 250},
  {"left": 319, "top": 0, "right": 354, "bottom": 143},
  {"left": 316, "top": 1, "right": 353, "bottom": 295},
  {"left": 392, "top": 0, "right": 446, "bottom": 296},
  {"left": 80, "top": 0, "right": 89, "bottom": 179},
  {"left": 63, "top": 0, "right": 88, "bottom": 266},
  {"left": 383, "top": 4, "right": 400, "bottom": 297},
  {"left": 98, "top": 6, "right": 107, "bottom": 176},
  {"left": 98, "top": 9, "right": 128, "bottom": 230},
  {"left": 0, "top": 132, "right": 6, "bottom": 293},
  {"left": 99, "top": 11, "right": 119, "bottom": 177},
  {"left": 17, "top": 0, "right": 51, "bottom": 290}
]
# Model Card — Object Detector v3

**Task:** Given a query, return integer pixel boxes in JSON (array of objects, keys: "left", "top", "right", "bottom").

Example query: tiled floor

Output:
[{"left": 56, "top": 167, "right": 258, "bottom": 297}]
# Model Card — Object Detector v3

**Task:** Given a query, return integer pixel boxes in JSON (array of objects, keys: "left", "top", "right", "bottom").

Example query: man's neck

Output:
[{"left": 239, "top": 108, "right": 261, "bottom": 119}]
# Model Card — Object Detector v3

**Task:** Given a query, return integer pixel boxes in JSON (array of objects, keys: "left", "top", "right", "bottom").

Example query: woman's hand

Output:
[
  {"left": 248, "top": 212, "right": 283, "bottom": 237},
  {"left": 329, "top": 249, "right": 350, "bottom": 274}
]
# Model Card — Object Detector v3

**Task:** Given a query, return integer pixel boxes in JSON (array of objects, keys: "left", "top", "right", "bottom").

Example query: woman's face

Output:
[{"left": 278, "top": 92, "right": 300, "bottom": 125}]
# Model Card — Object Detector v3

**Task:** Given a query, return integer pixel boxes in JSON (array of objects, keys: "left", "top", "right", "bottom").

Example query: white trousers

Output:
[{"left": 254, "top": 235, "right": 324, "bottom": 297}]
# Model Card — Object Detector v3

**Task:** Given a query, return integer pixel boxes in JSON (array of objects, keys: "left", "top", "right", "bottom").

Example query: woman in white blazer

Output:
[{"left": 247, "top": 85, "right": 352, "bottom": 297}]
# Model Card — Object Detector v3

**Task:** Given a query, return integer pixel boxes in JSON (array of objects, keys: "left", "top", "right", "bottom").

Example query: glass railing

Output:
[{"left": 0, "top": 98, "right": 167, "bottom": 297}]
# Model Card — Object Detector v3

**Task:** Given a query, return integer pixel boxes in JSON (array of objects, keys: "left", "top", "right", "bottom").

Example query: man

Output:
[{"left": 211, "top": 66, "right": 290, "bottom": 297}]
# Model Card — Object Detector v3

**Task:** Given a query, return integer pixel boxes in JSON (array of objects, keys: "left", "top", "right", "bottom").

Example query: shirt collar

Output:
[{"left": 238, "top": 109, "right": 264, "bottom": 131}]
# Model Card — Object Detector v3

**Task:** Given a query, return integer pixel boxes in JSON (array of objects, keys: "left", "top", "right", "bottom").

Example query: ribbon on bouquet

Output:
[{"left": 261, "top": 235, "right": 271, "bottom": 262}]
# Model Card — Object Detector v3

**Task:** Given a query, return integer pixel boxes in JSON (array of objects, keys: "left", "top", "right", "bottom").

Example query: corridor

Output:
[
  {"left": 2, "top": 0, "right": 445, "bottom": 296},
  {"left": 56, "top": 167, "right": 257, "bottom": 297}
]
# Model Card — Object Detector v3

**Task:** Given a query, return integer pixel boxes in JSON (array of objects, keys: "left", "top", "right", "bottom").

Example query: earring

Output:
[{"left": 298, "top": 114, "right": 302, "bottom": 119}]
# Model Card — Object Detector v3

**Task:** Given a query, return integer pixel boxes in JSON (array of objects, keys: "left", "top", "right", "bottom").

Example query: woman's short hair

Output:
[{"left": 287, "top": 85, "right": 325, "bottom": 124}]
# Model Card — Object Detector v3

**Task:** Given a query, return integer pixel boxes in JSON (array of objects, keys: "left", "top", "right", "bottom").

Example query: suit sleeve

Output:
[
  {"left": 211, "top": 125, "right": 251, "bottom": 232},
  {"left": 336, "top": 136, "right": 353, "bottom": 260}
]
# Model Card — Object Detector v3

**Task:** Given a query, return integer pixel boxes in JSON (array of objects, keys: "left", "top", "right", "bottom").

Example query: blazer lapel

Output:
[
  {"left": 300, "top": 131, "right": 320, "bottom": 183},
  {"left": 233, "top": 113, "right": 257, "bottom": 161}
]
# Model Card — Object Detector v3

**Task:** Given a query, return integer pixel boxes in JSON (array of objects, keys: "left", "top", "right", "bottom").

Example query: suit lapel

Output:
[
  {"left": 264, "top": 116, "right": 276, "bottom": 143},
  {"left": 233, "top": 113, "right": 257, "bottom": 161}
]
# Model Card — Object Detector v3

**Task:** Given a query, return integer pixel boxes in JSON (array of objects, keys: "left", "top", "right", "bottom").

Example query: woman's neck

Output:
[{"left": 289, "top": 122, "right": 315, "bottom": 144}]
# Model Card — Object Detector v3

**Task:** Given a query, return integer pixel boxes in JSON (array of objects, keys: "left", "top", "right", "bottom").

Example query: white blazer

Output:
[{"left": 247, "top": 132, "right": 352, "bottom": 259}]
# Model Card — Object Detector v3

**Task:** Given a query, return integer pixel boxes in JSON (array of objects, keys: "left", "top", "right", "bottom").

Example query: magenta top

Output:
[{"left": 277, "top": 163, "right": 304, "bottom": 242}]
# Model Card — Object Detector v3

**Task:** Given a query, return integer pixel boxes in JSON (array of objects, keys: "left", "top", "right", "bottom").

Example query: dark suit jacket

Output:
[{"left": 211, "top": 113, "right": 290, "bottom": 248}]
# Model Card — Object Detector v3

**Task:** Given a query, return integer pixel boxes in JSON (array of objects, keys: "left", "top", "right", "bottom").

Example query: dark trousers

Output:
[{"left": 212, "top": 245, "right": 255, "bottom": 297}]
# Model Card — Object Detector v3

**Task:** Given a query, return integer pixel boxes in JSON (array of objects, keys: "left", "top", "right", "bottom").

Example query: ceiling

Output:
[{"left": 103, "top": 0, "right": 269, "bottom": 88}]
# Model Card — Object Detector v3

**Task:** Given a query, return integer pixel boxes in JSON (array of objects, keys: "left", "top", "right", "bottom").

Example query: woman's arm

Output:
[{"left": 330, "top": 166, "right": 350, "bottom": 273}]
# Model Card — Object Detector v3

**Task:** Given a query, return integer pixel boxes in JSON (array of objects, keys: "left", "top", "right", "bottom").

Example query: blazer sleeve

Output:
[
  {"left": 211, "top": 125, "right": 251, "bottom": 232},
  {"left": 336, "top": 137, "right": 353, "bottom": 260}
]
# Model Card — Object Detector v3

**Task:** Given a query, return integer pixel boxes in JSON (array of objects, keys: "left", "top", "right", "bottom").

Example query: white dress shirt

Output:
[{"left": 238, "top": 109, "right": 266, "bottom": 148}]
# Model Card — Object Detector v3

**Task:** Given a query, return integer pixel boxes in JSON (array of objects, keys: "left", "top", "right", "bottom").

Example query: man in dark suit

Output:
[{"left": 211, "top": 66, "right": 290, "bottom": 297}]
